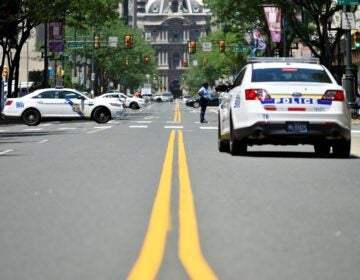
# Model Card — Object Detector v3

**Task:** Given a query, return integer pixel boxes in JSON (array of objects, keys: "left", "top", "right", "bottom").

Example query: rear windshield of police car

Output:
[{"left": 252, "top": 68, "right": 332, "bottom": 83}]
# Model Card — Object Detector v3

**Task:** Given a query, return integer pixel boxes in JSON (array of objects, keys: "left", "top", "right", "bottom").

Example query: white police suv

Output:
[
  {"left": 1, "top": 88, "right": 125, "bottom": 126},
  {"left": 216, "top": 57, "right": 352, "bottom": 157}
]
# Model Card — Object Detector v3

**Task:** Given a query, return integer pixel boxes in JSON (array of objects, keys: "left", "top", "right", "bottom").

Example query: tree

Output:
[
  {"left": 1, "top": 0, "right": 119, "bottom": 97},
  {"left": 204, "top": 0, "right": 354, "bottom": 69},
  {"left": 183, "top": 31, "right": 247, "bottom": 91}
]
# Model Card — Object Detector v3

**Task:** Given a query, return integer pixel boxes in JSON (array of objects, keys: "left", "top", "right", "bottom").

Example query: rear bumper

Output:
[
  {"left": 1, "top": 113, "right": 21, "bottom": 120},
  {"left": 233, "top": 122, "right": 351, "bottom": 145}
]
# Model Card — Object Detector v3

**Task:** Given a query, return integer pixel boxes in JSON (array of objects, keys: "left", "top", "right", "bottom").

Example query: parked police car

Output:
[
  {"left": 216, "top": 57, "right": 351, "bottom": 158},
  {"left": 97, "top": 92, "right": 145, "bottom": 109},
  {"left": 1, "top": 88, "right": 125, "bottom": 126}
]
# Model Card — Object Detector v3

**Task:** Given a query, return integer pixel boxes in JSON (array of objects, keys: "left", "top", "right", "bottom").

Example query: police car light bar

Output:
[{"left": 247, "top": 57, "right": 320, "bottom": 64}]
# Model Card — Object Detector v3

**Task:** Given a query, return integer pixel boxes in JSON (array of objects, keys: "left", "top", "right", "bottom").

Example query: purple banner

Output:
[
  {"left": 49, "top": 21, "right": 64, "bottom": 52},
  {"left": 264, "top": 6, "right": 282, "bottom": 43}
]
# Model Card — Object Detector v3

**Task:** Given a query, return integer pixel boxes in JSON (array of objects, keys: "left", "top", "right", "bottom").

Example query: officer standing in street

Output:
[{"left": 198, "top": 82, "right": 210, "bottom": 123}]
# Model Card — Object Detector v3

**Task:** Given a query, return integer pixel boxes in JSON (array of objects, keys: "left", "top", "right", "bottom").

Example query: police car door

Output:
[
  {"left": 60, "top": 90, "right": 91, "bottom": 118},
  {"left": 31, "top": 90, "right": 63, "bottom": 117}
]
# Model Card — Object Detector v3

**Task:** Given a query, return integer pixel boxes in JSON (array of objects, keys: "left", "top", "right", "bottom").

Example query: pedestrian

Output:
[
  {"left": 198, "top": 82, "right": 210, "bottom": 123},
  {"left": 134, "top": 90, "right": 141, "bottom": 98}
]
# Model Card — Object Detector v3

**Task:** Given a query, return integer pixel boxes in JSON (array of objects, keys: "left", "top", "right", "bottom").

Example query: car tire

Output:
[
  {"left": 229, "top": 117, "right": 247, "bottom": 155},
  {"left": 22, "top": 108, "right": 41, "bottom": 126},
  {"left": 193, "top": 101, "right": 200, "bottom": 108},
  {"left": 130, "top": 102, "right": 139, "bottom": 110},
  {"left": 92, "top": 106, "right": 111, "bottom": 123},
  {"left": 218, "top": 114, "right": 229, "bottom": 152},
  {"left": 332, "top": 139, "right": 351, "bottom": 158},
  {"left": 314, "top": 143, "right": 331, "bottom": 157}
]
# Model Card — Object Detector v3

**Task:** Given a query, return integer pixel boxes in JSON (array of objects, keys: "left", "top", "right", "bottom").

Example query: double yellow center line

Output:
[{"left": 127, "top": 103, "right": 217, "bottom": 280}]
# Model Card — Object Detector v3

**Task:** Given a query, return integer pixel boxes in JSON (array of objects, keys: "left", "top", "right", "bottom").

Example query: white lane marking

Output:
[
  {"left": 137, "top": 121, "right": 152, "bottom": 124},
  {"left": 86, "top": 126, "right": 112, "bottom": 134},
  {"left": 0, "top": 130, "right": 7, "bottom": 132},
  {"left": 200, "top": 127, "right": 217, "bottom": 130},
  {"left": 129, "top": 125, "right": 148, "bottom": 128},
  {"left": 38, "top": 139, "right": 48, "bottom": 144},
  {"left": 0, "top": 149, "right": 14, "bottom": 155},
  {"left": 58, "top": 127, "right": 77, "bottom": 130},
  {"left": 23, "top": 128, "right": 42, "bottom": 131},
  {"left": 94, "top": 126, "right": 112, "bottom": 129},
  {"left": 352, "top": 130, "right": 360, "bottom": 133},
  {"left": 39, "top": 123, "right": 51, "bottom": 127},
  {"left": 164, "top": 125, "right": 183, "bottom": 129}
]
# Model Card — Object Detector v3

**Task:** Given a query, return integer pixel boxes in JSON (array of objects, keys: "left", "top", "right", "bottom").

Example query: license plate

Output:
[{"left": 286, "top": 122, "right": 308, "bottom": 133}]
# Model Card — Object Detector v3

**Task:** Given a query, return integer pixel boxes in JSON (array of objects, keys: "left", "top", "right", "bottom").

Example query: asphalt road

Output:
[{"left": 1, "top": 102, "right": 360, "bottom": 280}]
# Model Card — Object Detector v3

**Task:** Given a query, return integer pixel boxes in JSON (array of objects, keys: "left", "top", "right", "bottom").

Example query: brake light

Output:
[
  {"left": 5, "top": 100, "right": 13, "bottom": 106},
  {"left": 245, "top": 89, "right": 272, "bottom": 101},
  {"left": 321, "top": 90, "right": 344, "bottom": 101}
]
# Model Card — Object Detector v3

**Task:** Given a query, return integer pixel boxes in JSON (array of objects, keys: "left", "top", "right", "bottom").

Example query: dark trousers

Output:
[{"left": 200, "top": 104, "right": 207, "bottom": 122}]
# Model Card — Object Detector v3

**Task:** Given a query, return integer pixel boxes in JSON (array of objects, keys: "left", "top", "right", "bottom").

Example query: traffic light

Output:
[
  {"left": 202, "top": 56, "right": 207, "bottom": 66},
  {"left": 124, "top": 35, "right": 133, "bottom": 49},
  {"left": 2, "top": 66, "right": 8, "bottom": 77},
  {"left": 354, "top": 31, "right": 360, "bottom": 49},
  {"left": 144, "top": 56, "right": 151, "bottom": 64},
  {"left": 219, "top": 40, "right": 225, "bottom": 53},
  {"left": 183, "top": 58, "right": 188, "bottom": 67},
  {"left": 94, "top": 35, "right": 100, "bottom": 49},
  {"left": 188, "top": 41, "right": 196, "bottom": 54},
  {"left": 56, "top": 66, "right": 63, "bottom": 76}
]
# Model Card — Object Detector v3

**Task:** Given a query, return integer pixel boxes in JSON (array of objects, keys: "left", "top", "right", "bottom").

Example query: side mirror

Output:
[{"left": 215, "top": 84, "right": 229, "bottom": 92}]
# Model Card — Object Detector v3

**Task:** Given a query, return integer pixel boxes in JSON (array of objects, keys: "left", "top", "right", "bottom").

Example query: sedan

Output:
[
  {"left": 98, "top": 92, "right": 146, "bottom": 109},
  {"left": 217, "top": 57, "right": 351, "bottom": 157},
  {"left": 2, "top": 88, "right": 125, "bottom": 126},
  {"left": 185, "top": 94, "right": 220, "bottom": 108}
]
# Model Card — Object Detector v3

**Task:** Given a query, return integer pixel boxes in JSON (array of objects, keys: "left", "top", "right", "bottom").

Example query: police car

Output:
[
  {"left": 216, "top": 57, "right": 352, "bottom": 157},
  {"left": 97, "top": 92, "right": 146, "bottom": 109},
  {"left": 1, "top": 88, "right": 125, "bottom": 126}
]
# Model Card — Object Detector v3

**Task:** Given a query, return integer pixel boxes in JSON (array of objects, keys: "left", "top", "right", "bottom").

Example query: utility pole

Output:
[
  {"left": 132, "top": 0, "right": 137, "bottom": 28},
  {"left": 343, "top": 5, "right": 355, "bottom": 106},
  {"left": 42, "top": 22, "right": 49, "bottom": 88}
]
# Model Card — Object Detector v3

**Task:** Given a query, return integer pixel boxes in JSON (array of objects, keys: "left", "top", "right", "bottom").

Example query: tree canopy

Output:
[{"left": 204, "top": 0, "right": 354, "bottom": 68}]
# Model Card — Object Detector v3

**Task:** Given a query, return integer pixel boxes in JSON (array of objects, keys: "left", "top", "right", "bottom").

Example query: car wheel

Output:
[
  {"left": 193, "top": 101, "right": 200, "bottom": 108},
  {"left": 229, "top": 117, "right": 247, "bottom": 155},
  {"left": 22, "top": 108, "right": 41, "bottom": 126},
  {"left": 332, "top": 139, "right": 351, "bottom": 158},
  {"left": 130, "top": 102, "right": 139, "bottom": 110},
  {"left": 314, "top": 142, "right": 331, "bottom": 157},
  {"left": 218, "top": 116, "right": 229, "bottom": 152},
  {"left": 92, "top": 106, "right": 111, "bottom": 123}
]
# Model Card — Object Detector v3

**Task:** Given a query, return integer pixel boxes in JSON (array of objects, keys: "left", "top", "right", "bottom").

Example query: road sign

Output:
[
  {"left": 108, "top": 36, "right": 118, "bottom": 47},
  {"left": 202, "top": 42, "right": 212, "bottom": 52},
  {"left": 337, "top": 0, "right": 359, "bottom": 5},
  {"left": 233, "top": 45, "right": 249, "bottom": 53},
  {"left": 342, "top": 12, "right": 356, "bottom": 30},
  {"left": 67, "top": 42, "right": 84, "bottom": 49}
]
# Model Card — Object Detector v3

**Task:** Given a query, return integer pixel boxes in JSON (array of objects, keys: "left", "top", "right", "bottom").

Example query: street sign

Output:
[
  {"left": 337, "top": 0, "right": 359, "bottom": 5},
  {"left": 67, "top": 42, "right": 84, "bottom": 49},
  {"left": 341, "top": 12, "right": 356, "bottom": 30},
  {"left": 108, "top": 36, "right": 118, "bottom": 47},
  {"left": 233, "top": 45, "right": 249, "bottom": 53},
  {"left": 202, "top": 42, "right": 212, "bottom": 52}
]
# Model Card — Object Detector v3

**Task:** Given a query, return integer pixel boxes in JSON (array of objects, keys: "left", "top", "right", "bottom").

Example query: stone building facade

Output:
[{"left": 128, "top": 0, "right": 211, "bottom": 97}]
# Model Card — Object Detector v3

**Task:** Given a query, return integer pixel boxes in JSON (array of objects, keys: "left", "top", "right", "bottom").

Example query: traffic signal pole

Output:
[{"left": 344, "top": 5, "right": 355, "bottom": 107}]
